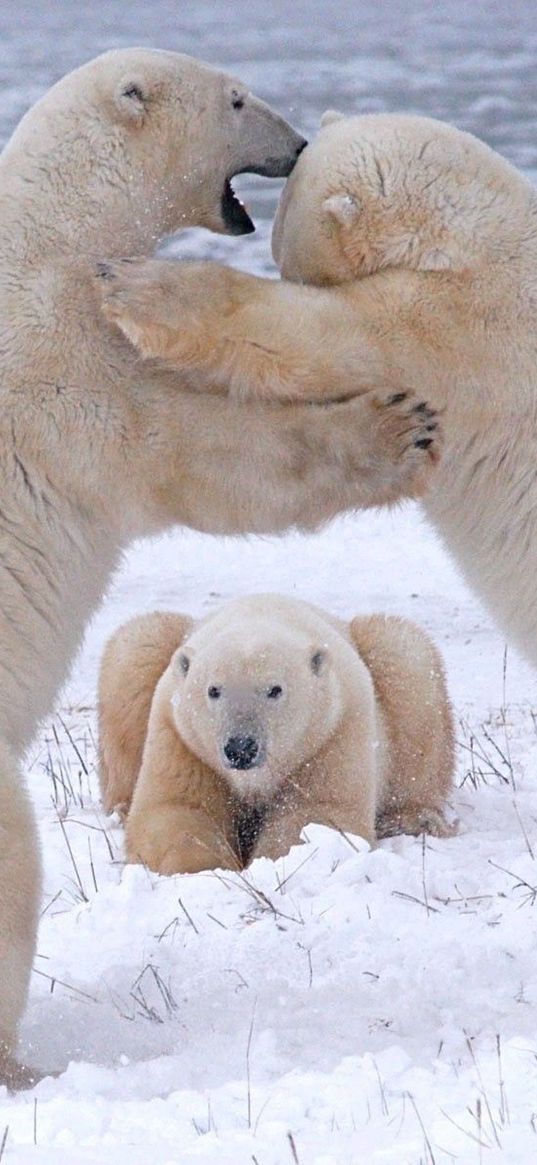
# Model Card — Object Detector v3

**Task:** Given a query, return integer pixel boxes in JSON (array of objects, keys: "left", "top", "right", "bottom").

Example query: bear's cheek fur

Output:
[
  {"left": 171, "top": 698, "right": 222, "bottom": 773},
  {"left": 264, "top": 684, "right": 337, "bottom": 775},
  {"left": 275, "top": 200, "right": 350, "bottom": 287},
  {"left": 273, "top": 200, "right": 312, "bottom": 281}
]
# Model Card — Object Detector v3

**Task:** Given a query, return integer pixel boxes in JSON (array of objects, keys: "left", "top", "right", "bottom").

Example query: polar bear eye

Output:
[
  {"left": 231, "top": 89, "right": 245, "bottom": 110},
  {"left": 267, "top": 685, "right": 283, "bottom": 700},
  {"left": 208, "top": 685, "right": 222, "bottom": 700}
]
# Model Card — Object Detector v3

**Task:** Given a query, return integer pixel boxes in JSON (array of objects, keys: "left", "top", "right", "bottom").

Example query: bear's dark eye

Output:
[
  {"left": 231, "top": 90, "right": 245, "bottom": 110},
  {"left": 208, "top": 685, "right": 222, "bottom": 700},
  {"left": 267, "top": 685, "right": 283, "bottom": 700}
]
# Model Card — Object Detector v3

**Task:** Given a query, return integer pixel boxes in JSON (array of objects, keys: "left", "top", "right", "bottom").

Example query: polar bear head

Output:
[
  {"left": 167, "top": 595, "right": 346, "bottom": 800},
  {"left": 272, "top": 111, "right": 531, "bottom": 284},
  {"left": 6, "top": 48, "right": 305, "bottom": 250}
]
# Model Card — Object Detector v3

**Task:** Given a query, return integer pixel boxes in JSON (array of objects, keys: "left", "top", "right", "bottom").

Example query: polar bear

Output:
[
  {"left": 0, "top": 65, "right": 442, "bottom": 1089},
  {"left": 98, "top": 595, "right": 455, "bottom": 875},
  {"left": 99, "top": 111, "right": 537, "bottom": 668}
]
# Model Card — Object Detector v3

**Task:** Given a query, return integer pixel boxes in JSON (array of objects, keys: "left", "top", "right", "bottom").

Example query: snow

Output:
[
  {"left": 1, "top": 1, "right": 537, "bottom": 1160},
  {"left": 0, "top": 508, "right": 534, "bottom": 1164}
]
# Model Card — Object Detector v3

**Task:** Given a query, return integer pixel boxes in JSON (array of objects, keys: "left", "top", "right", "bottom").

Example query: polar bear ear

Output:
[
  {"left": 323, "top": 194, "right": 360, "bottom": 226},
  {"left": 310, "top": 649, "right": 328, "bottom": 676},
  {"left": 115, "top": 78, "right": 148, "bottom": 127},
  {"left": 174, "top": 651, "right": 190, "bottom": 677},
  {"left": 321, "top": 110, "right": 345, "bottom": 128}
]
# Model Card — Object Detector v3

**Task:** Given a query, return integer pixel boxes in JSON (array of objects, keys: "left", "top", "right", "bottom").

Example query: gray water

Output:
[{"left": 1, "top": 0, "right": 537, "bottom": 262}]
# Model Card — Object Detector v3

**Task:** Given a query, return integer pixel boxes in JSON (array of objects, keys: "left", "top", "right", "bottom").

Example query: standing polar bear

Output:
[
  {"left": 0, "top": 59, "right": 440, "bottom": 1088},
  {"left": 98, "top": 595, "right": 455, "bottom": 875},
  {"left": 101, "top": 111, "right": 537, "bottom": 666}
]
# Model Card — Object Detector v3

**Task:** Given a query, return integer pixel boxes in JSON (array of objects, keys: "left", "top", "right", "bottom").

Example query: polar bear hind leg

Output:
[
  {"left": 0, "top": 740, "right": 42, "bottom": 1089},
  {"left": 349, "top": 614, "right": 456, "bottom": 838},
  {"left": 98, "top": 611, "right": 193, "bottom": 817}
]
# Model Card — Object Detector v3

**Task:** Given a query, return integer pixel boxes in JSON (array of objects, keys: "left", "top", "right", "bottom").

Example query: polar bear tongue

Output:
[{"left": 222, "top": 178, "right": 255, "bottom": 235}]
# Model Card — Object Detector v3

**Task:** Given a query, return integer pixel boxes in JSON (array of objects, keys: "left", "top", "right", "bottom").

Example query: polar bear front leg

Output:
[
  {"left": 96, "top": 258, "right": 411, "bottom": 404},
  {"left": 134, "top": 387, "right": 442, "bottom": 539},
  {"left": 126, "top": 803, "right": 240, "bottom": 875},
  {"left": 250, "top": 725, "right": 378, "bottom": 863},
  {"left": 125, "top": 718, "right": 239, "bottom": 875},
  {"left": 297, "top": 724, "right": 379, "bottom": 848},
  {"left": 375, "top": 806, "right": 457, "bottom": 839},
  {"left": 250, "top": 798, "right": 374, "bottom": 862},
  {"left": 248, "top": 807, "right": 305, "bottom": 861},
  {"left": 0, "top": 743, "right": 42, "bottom": 1090}
]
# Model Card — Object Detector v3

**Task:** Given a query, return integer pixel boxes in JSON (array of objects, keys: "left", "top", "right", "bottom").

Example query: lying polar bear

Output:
[
  {"left": 98, "top": 595, "right": 455, "bottom": 875},
  {"left": 100, "top": 111, "right": 537, "bottom": 667}
]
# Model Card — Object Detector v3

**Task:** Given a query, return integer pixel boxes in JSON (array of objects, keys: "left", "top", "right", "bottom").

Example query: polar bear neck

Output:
[{"left": 0, "top": 140, "right": 171, "bottom": 261}]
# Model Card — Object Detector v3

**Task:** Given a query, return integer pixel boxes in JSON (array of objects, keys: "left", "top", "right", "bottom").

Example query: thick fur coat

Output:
[
  {"left": 0, "top": 62, "right": 441, "bottom": 1089},
  {"left": 98, "top": 595, "right": 455, "bottom": 875},
  {"left": 102, "top": 112, "right": 537, "bottom": 665},
  {"left": 0, "top": 50, "right": 402, "bottom": 1091}
]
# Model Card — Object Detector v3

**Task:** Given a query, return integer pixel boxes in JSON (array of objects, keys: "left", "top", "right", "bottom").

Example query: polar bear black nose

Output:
[{"left": 224, "top": 735, "right": 259, "bottom": 770}]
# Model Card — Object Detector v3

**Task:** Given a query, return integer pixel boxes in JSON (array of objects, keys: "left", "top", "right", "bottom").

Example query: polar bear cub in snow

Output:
[
  {"left": 98, "top": 594, "right": 455, "bottom": 874},
  {"left": 99, "top": 111, "right": 537, "bottom": 668}
]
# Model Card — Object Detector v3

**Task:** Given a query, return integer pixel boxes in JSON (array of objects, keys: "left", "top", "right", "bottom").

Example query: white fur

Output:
[
  {"left": 114, "top": 113, "right": 537, "bottom": 666},
  {"left": 0, "top": 47, "right": 315, "bottom": 1088},
  {"left": 98, "top": 595, "right": 455, "bottom": 876}
]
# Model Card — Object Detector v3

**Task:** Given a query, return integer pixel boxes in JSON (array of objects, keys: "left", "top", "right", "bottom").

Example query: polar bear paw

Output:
[
  {"left": 376, "top": 806, "right": 458, "bottom": 839},
  {"left": 368, "top": 389, "right": 443, "bottom": 501},
  {"left": 96, "top": 257, "right": 180, "bottom": 357}
]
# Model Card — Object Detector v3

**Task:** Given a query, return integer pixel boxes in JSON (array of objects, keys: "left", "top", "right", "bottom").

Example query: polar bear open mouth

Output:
[{"left": 222, "top": 178, "right": 255, "bottom": 235}]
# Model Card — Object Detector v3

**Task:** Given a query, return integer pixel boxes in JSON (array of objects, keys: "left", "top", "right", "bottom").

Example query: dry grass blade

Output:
[
  {"left": 129, "top": 963, "right": 178, "bottom": 1023},
  {"left": 246, "top": 1000, "right": 257, "bottom": 1129},
  {"left": 56, "top": 811, "right": 89, "bottom": 902},
  {"left": 57, "top": 713, "right": 89, "bottom": 776},
  {"left": 457, "top": 717, "right": 514, "bottom": 789},
  {"left": 488, "top": 859, "right": 537, "bottom": 907},
  {"left": 211, "top": 869, "right": 303, "bottom": 926},
  {"left": 391, "top": 890, "right": 441, "bottom": 914},
  {"left": 287, "top": 1131, "right": 300, "bottom": 1163},
  {"left": 177, "top": 897, "right": 199, "bottom": 933},
  {"left": 511, "top": 798, "right": 534, "bottom": 860},
  {"left": 33, "top": 967, "right": 99, "bottom": 1003},
  {"left": 406, "top": 1092, "right": 436, "bottom": 1163},
  {"left": 274, "top": 846, "right": 318, "bottom": 893},
  {"left": 496, "top": 1034, "right": 509, "bottom": 1127}
]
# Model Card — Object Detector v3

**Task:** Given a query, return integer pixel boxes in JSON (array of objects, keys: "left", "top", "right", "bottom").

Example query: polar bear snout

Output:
[
  {"left": 223, "top": 733, "right": 261, "bottom": 770},
  {"left": 244, "top": 135, "right": 307, "bottom": 180},
  {"left": 234, "top": 96, "right": 306, "bottom": 180}
]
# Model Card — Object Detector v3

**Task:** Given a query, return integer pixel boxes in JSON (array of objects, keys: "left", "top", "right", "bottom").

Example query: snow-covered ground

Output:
[
  {"left": 1, "top": 510, "right": 534, "bottom": 1165},
  {"left": 2, "top": 1, "right": 537, "bottom": 1161}
]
